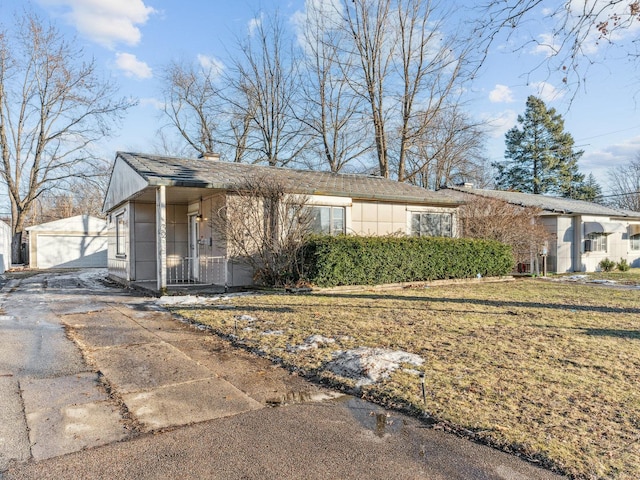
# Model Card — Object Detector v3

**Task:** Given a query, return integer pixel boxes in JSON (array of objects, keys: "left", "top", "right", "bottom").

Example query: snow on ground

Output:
[
  {"left": 156, "top": 292, "right": 254, "bottom": 306},
  {"left": 326, "top": 347, "right": 424, "bottom": 387},
  {"left": 53, "top": 268, "right": 109, "bottom": 290}
]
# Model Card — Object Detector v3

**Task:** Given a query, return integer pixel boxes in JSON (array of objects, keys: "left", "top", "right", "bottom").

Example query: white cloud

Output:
[
  {"left": 530, "top": 81, "right": 565, "bottom": 102},
  {"left": 38, "top": 0, "right": 156, "bottom": 48},
  {"left": 197, "top": 54, "right": 225, "bottom": 78},
  {"left": 581, "top": 135, "right": 640, "bottom": 190},
  {"left": 115, "top": 53, "right": 152, "bottom": 79},
  {"left": 532, "top": 33, "right": 560, "bottom": 57},
  {"left": 482, "top": 110, "right": 518, "bottom": 138},
  {"left": 248, "top": 15, "right": 262, "bottom": 36},
  {"left": 139, "top": 97, "right": 165, "bottom": 110},
  {"left": 489, "top": 84, "right": 515, "bottom": 103}
]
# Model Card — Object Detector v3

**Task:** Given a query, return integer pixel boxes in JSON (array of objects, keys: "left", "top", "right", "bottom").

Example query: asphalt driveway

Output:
[{"left": 0, "top": 269, "right": 565, "bottom": 479}]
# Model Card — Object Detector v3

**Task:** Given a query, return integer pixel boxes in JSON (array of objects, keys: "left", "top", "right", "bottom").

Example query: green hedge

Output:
[{"left": 301, "top": 235, "right": 514, "bottom": 287}]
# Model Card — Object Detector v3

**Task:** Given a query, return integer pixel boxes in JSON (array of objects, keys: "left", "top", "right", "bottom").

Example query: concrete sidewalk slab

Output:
[
  {"left": 26, "top": 401, "right": 128, "bottom": 461},
  {"left": 20, "top": 373, "right": 108, "bottom": 412},
  {"left": 122, "top": 377, "right": 263, "bottom": 431},
  {"left": 0, "top": 377, "right": 30, "bottom": 470},
  {"left": 89, "top": 342, "right": 215, "bottom": 394},
  {"left": 65, "top": 310, "right": 160, "bottom": 348},
  {"left": 20, "top": 373, "right": 128, "bottom": 461},
  {"left": 171, "top": 335, "right": 335, "bottom": 405}
]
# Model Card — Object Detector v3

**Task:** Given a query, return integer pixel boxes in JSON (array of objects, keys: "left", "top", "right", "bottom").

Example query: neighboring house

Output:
[
  {"left": 26, "top": 215, "right": 108, "bottom": 269},
  {"left": 0, "top": 220, "right": 10, "bottom": 273},
  {"left": 445, "top": 185, "right": 640, "bottom": 273},
  {"left": 102, "top": 152, "right": 462, "bottom": 292}
]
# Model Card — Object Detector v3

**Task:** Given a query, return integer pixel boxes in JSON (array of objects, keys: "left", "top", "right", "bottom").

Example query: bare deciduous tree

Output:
[
  {"left": 211, "top": 173, "right": 313, "bottom": 286},
  {"left": 340, "top": 0, "right": 394, "bottom": 177},
  {"left": 476, "top": 1, "right": 640, "bottom": 89},
  {"left": 0, "top": 12, "right": 134, "bottom": 262},
  {"left": 402, "top": 105, "right": 488, "bottom": 190},
  {"left": 460, "top": 195, "right": 551, "bottom": 265},
  {"left": 158, "top": 59, "right": 222, "bottom": 157},
  {"left": 607, "top": 153, "right": 640, "bottom": 211},
  {"left": 226, "top": 11, "right": 307, "bottom": 167},
  {"left": 28, "top": 166, "right": 109, "bottom": 225},
  {"left": 297, "top": 1, "right": 372, "bottom": 172},
  {"left": 338, "top": 0, "right": 474, "bottom": 179}
]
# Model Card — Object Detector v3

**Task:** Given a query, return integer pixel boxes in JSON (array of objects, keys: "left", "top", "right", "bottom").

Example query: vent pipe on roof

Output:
[
  {"left": 456, "top": 182, "right": 474, "bottom": 189},
  {"left": 199, "top": 152, "right": 220, "bottom": 161}
]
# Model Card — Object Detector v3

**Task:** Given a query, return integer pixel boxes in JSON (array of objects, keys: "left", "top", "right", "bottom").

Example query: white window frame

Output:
[
  {"left": 116, "top": 212, "right": 126, "bottom": 257},
  {"left": 631, "top": 234, "right": 640, "bottom": 251},
  {"left": 308, "top": 206, "right": 346, "bottom": 235},
  {"left": 586, "top": 232, "right": 607, "bottom": 252},
  {"left": 410, "top": 212, "right": 453, "bottom": 238}
]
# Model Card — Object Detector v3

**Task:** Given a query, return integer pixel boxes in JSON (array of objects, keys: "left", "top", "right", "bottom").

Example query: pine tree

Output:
[
  {"left": 572, "top": 173, "right": 603, "bottom": 202},
  {"left": 494, "top": 96, "right": 591, "bottom": 197}
]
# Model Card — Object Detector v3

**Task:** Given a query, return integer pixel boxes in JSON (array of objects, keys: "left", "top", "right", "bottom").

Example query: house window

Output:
[
  {"left": 309, "top": 206, "right": 345, "bottom": 235},
  {"left": 631, "top": 234, "right": 640, "bottom": 251},
  {"left": 586, "top": 232, "right": 607, "bottom": 252},
  {"left": 411, "top": 212, "right": 452, "bottom": 238},
  {"left": 116, "top": 213, "right": 126, "bottom": 256}
]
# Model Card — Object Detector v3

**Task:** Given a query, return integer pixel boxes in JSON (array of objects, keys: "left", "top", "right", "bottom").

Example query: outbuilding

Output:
[
  {"left": 26, "top": 215, "right": 108, "bottom": 269},
  {"left": 0, "top": 220, "right": 10, "bottom": 273}
]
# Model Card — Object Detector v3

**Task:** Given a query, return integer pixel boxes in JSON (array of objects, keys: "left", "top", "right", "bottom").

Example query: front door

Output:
[{"left": 189, "top": 214, "right": 200, "bottom": 281}]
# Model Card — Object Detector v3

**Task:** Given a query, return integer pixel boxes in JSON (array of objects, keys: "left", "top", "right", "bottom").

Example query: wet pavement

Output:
[{"left": 0, "top": 269, "right": 566, "bottom": 479}]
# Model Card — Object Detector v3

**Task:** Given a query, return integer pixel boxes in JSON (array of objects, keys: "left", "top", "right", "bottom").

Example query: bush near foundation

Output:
[{"left": 302, "top": 236, "right": 513, "bottom": 287}]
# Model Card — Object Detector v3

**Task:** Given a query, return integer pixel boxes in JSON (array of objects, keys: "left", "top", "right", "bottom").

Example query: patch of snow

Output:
[
  {"left": 236, "top": 314, "right": 257, "bottom": 322},
  {"left": 156, "top": 292, "right": 255, "bottom": 307},
  {"left": 305, "top": 334, "right": 335, "bottom": 345},
  {"left": 564, "top": 275, "right": 589, "bottom": 282},
  {"left": 287, "top": 334, "right": 336, "bottom": 353},
  {"left": 587, "top": 279, "right": 618, "bottom": 285},
  {"left": 326, "top": 347, "right": 424, "bottom": 387},
  {"left": 287, "top": 343, "right": 317, "bottom": 352},
  {"left": 262, "top": 330, "right": 284, "bottom": 336}
]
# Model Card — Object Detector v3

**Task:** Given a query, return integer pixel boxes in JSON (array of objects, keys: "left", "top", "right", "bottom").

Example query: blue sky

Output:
[{"left": 1, "top": 0, "right": 639, "bottom": 196}]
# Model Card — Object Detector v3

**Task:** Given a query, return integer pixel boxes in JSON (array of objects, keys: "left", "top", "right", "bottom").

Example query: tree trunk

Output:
[{"left": 11, "top": 231, "right": 23, "bottom": 265}]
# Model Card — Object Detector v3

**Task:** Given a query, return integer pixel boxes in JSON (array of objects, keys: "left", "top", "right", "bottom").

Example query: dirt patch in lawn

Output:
[{"left": 169, "top": 278, "right": 640, "bottom": 479}]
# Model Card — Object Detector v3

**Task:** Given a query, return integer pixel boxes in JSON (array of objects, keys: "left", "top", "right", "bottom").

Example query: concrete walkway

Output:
[{"left": 0, "top": 270, "right": 566, "bottom": 479}]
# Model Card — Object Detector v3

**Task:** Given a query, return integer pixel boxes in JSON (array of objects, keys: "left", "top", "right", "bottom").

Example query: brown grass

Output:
[{"left": 171, "top": 277, "right": 640, "bottom": 479}]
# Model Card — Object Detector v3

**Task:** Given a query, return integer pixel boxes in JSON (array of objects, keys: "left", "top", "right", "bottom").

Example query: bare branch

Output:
[{"left": 0, "top": 11, "right": 134, "bottom": 262}]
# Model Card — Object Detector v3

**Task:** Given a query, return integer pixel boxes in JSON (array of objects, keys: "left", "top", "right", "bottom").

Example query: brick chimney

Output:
[{"left": 199, "top": 152, "right": 220, "bottom": 161}]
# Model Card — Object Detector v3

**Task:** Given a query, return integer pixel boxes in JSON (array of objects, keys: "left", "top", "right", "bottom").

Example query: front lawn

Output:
[{"left": 170, "top": 279, "right": 640, "bottom": 479}]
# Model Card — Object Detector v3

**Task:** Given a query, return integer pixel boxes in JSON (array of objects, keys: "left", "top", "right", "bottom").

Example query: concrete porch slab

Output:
[{"left": 121, "top": 377, "right": 263, "bottom": 432}]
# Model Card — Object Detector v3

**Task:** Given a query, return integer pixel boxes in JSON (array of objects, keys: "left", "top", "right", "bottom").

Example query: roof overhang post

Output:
[{"left": 156, "top": 185, "right": 167, "bottom": 294}]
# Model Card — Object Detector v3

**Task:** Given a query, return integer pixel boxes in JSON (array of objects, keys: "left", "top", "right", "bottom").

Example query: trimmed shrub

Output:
[
  {"left": 301, "top": 235, "right": 514, "bottom": 287},
  {"left": 598, "top": 258, "right": 616, "bottom": 272}
]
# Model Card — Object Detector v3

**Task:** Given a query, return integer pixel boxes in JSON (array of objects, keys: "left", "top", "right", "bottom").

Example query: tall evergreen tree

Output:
[
  {"left": 494, "top": 96, "right": 591, "bottom": 198},
  {"left": 572, "top": 173, "right": 603, "bottom": 203}
]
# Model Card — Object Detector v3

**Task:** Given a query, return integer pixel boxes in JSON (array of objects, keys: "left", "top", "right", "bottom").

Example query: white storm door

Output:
[{"left": 189, "top": 214, "right": 200, "bottom": 280}]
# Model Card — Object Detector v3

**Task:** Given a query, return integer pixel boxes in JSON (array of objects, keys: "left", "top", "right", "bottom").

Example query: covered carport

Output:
[{"left": 26, "top": 215, "right": 108, "bottom": 269}]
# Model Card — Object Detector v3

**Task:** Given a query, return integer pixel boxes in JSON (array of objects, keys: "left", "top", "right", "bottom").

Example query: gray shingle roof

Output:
[
  {"left": 117, "top": 152, "right": 460, "bottom": 205},
  {"left": 445, "top": 186, "right": 640, "bottom": 218}
]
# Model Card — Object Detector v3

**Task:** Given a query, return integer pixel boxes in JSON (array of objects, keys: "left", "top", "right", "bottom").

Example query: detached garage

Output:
[{"left": 26, "top": 215, "right": 108, "bottom": 269}]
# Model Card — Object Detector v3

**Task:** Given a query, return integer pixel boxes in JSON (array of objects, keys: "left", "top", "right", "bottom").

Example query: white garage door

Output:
[{"left": 36, "top": 234, "right": 108, "bottom": 269}]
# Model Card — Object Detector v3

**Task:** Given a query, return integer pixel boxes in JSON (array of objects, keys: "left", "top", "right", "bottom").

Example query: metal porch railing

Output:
[{"left": 167, "top": 256, "right": 227, "bottom": 287}]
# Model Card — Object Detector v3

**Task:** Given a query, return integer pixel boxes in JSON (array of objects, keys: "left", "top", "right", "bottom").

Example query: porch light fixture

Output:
[{"left": 196, "top": 214, "right": 204, "bottom": 222}]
